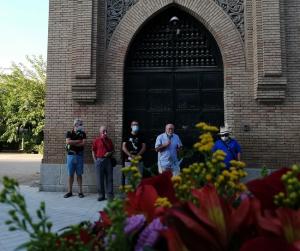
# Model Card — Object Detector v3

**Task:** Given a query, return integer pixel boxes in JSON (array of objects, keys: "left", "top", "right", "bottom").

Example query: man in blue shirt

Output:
[
  {"left": 155, "top": 123, "right": 183, "bottom": 175},
  {"left": 212, "top": 126, "right": 241, "bottom": 169}
]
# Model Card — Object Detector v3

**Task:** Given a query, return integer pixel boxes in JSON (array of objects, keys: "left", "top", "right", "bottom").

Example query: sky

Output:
[{"left": 0, "top": 1, "right": 49, "bottom": 70}]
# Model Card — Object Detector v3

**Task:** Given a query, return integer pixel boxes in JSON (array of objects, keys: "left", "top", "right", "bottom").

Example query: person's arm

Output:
[
  {"left": 104, "top": 139, "right": 114, "bottom": 157},
  {"left": 237, "top": 152, "right": 241, "bottom": 161},
  {"left": 66, "top": 131, "right": 81, "bottom": 145},
  {"left": 66, "top": 138, "right": 82, "bottom": 145},
  {"left": 122, "top": 142, "right": 132, "bottom": 158},
  {"left": 92, "top": 150, "right": 96, "bottom": 162},
  {"left": 155, "top": 135, "right": 170, "bottom": 152},
  {"left": 92, "top": 140, "right": 96, "bottom": 162},
  {"left": 177, "top": 136, "right": 183, "bottom": 152},
  {"left": 155, "top": 141, "right": 170, "bottom": 152},
  {"left": 236, "top": 140, "right": 242, "bottom": 161},
  {"left": 138, "top": 143, "right": 146, "bottom": 156},
  {"left": 76, "top": 138, "right": 86, "bottom": 147}
]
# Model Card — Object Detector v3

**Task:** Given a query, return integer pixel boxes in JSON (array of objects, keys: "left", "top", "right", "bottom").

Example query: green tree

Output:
[{"left": 0, "top": 55, "right": 46, "bottom": 153}]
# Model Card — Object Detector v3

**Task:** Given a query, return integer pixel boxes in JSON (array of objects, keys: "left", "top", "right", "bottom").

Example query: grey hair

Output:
[{"left": 73, "top": 118, "right": 83, "bottom": 126}]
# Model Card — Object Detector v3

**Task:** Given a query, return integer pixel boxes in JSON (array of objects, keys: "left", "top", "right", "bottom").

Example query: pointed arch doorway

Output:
[{"left": 124, "top": 7, "right": 224, "bottom": 167}]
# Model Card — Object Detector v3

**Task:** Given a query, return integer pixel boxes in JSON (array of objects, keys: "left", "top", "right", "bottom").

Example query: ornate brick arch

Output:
[
  {"left": 104, "top": 0, "right": 246, "bottom": 146},
  {"left": 106, "top": 0, "right": 245, "bottom": 70}
]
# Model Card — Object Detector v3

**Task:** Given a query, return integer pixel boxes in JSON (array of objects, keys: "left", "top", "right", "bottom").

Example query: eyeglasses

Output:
[{"left": 220, "top": 133, "right": 229, "bottom": 137}]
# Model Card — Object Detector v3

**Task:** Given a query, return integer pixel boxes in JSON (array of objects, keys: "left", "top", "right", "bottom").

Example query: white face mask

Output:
[{"left": 221, "top": 136, "right": 229, "bottom": 141}]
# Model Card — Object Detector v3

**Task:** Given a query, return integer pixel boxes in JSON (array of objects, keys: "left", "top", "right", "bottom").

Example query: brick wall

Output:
[{"left": 41, "top": 0, "right": 300, "bottom": 191}]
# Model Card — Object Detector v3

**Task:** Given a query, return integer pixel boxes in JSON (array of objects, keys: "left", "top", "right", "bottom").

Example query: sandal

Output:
[{"left": 78, "top": 193, "right": 84, "bottom": 198}]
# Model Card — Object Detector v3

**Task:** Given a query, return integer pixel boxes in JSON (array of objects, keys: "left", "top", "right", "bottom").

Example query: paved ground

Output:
[
  {"left": 0, "top": 153, "right": 41, "bottom": 186},
  {"left": 0, "top": 153, "right": 107, "bottom": 251}
]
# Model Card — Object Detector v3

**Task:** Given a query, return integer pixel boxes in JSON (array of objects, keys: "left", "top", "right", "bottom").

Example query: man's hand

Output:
[
  {"left": 155, "top": 140, "right": 171, "bottom": 152},
  {"left": 104, "top": 152, "right": 113, "bottom": 158},
  {"left": 163, "top": 140, "right": 171, "bottom": 147}
]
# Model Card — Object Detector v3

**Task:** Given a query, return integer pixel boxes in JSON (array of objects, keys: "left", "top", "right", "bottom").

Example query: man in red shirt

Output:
[{"left": 92, "top": 126, "right": 114, "bottom": 201}]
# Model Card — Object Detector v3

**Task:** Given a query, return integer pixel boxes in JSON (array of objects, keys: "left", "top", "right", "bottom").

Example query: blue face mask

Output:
[
  {"left": 76, "top": 125, "right": 84, "bottom": 133},
  {"left": 131, "top": 125, "right": 139, "bottom": 133}
]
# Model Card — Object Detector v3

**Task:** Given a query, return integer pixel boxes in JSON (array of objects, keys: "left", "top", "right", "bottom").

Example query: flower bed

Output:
[{"left": 1, "top": 122, "right": 300, "bottom": 251}]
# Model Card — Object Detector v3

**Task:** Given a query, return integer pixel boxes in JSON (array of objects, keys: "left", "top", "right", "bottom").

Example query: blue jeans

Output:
[{"left": 66, "top": 153, "right": 84, "bottom": 176}]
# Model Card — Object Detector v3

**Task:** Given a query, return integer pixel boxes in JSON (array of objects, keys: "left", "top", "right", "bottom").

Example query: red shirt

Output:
[{"left": 92, "top": 136, "right": 114, "bottom": 158}]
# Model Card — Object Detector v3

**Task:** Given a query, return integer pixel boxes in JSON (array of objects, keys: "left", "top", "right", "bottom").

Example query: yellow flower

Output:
[
  {"left": 230, "top": 160, "right": 246, "bottom": 168},
  {"left": 182, "top": 168, "right": 191, "bottom": 174},
  {"left": 130, "top": 166, "right": 138, "bottom": 172},
  {"left": 122, "top": 167, "right": 130, "bottom": 173},
  {"left": 206, "top": 174, "right": 212, "bottom": 181},
  {"left": 172, "top": 175, "right": 182, "bottom": 183},
  {"left": 133, "top": 173, "right": 142, "bottom": 178},
  {"left": 154, "top": 197, "right": 172, "bottom": 208},
  {"left": 195, "top": 122, "right": 218, "bottom": 132},
  {"left": 217, "top": 175, "right": 224, "bottom": 182}
]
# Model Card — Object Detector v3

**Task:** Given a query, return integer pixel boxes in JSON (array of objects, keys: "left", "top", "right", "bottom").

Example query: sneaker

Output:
[
  {"left": 63, "top": 192, "right": 73, "bottom": 198},
  {"left": 78, "top": 193, "right": 84, "bottom": 198},
  {"left": 97, "top": 196, "right": 106, "bottom": 201}
]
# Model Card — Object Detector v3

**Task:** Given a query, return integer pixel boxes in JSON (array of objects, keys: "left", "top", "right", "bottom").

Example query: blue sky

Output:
[{"left": 0, "top": 1, "right": 48, "bottom": 70}]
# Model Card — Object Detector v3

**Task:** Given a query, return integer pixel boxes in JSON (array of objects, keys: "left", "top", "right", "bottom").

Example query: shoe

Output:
[
  {"left": 78, "top": 193, "right": 84, "bottom": 198},
  {"left": 108, "top": 195, "right": 114, "bottom": 202},
  {"left": 64, "top": 192, "right": 73, "bottom": 198},
  {"left": 97, "top": 196, "right": 106, "bottom": 201}
]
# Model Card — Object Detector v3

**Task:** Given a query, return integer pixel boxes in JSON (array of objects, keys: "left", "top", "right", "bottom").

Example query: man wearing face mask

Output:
[
  {"left": 155, "top": 123, "right": 183, "bottom": 176},
  {"left": 64, "top": 119, "right": 87, "bottom": 198},
  {"left": 92, "top": 126, "right": 114, "bottom": 201},
  {"left": 122, "top": 121, "right": 146, "bottom": 181},
  {"left": 212, "top": 125, "right": 241, "bottom": 169}
]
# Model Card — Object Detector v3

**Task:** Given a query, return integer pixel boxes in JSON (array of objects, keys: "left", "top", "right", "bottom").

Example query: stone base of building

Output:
[
  {"left": 40, "top": 164, "right": 267, "bottom": 192},
  {"left": 39, "top": 164, "right": 123, "bottom": 193}
]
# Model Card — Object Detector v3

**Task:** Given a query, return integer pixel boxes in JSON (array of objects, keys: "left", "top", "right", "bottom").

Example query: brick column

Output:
[
  {"left": 71, "top": 0, "right": 96, "bottom": 102},
  {"left": 253, "top": 0, "right": 287, "bottom": 103}
]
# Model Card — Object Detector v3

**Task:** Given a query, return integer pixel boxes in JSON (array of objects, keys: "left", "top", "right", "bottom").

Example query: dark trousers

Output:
[{"left": 95, "top": 158, "right": 113, "bottom": 198}]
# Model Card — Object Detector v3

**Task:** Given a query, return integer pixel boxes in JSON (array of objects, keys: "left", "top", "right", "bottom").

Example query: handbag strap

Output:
[{"left": 220, "top": 139, "right": 237, "bottom": 160}]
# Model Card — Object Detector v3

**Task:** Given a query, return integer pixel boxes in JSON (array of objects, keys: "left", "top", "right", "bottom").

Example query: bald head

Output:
[
  {"left": 165, "top": 123, "right": 175, "bottom": 135},
  {"left": 99, "top": 126, "right": 108, "bottom": 137}
]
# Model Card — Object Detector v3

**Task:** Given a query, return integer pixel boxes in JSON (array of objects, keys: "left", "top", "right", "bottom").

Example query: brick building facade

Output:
[{"left": 40, "top": 0, "right": 300, "bottom": 192}]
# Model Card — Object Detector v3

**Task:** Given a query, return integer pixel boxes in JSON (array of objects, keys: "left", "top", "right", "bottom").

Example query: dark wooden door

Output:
[{"left": 124, "top": 7, "right": 224, "bottom": 167}]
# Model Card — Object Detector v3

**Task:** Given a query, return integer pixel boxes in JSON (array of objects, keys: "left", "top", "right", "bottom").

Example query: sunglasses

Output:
[{"left": 220, "top": 133, "right": 229, "bottom": 137}]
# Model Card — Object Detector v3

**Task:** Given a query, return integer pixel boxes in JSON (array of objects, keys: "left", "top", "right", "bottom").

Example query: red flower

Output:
[
  {"left": 99, "top": 211, "right": 112, "bottom": 228},
  {"left": 165, "top": 185, "right": 253, "bottom": 251},
  {"left": 126, "top": 184, "right": 158, "bottom": 221},
  {"left": 125, "top": 171, "right": 177, "bottom": 221},
  {"left": 58, "top": 228, "right": 94, "bottom": 247},
  {"left": 160, "top": 227, "right": 189, "bottom": 251},
  {"left": 240, "top": 236, "right": 298, "bottom": 251},
  {"left": 247, "top": 168, "right": 290, "bottom": 211},
  {"left": 140, "top": 171, "right": 177, "bottom": 203},
  {"left": 254, "top": 205, "right": 300, "bottom": 250}
]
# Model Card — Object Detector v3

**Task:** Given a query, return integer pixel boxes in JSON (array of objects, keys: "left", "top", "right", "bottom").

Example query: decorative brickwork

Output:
[{"left": 106, "top": 0, "right": 245, "bottom": 45}]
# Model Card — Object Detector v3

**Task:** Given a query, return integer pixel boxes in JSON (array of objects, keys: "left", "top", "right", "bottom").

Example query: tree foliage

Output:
[{"left": 0, "top": 55, "right": 46, "bottom": 152}]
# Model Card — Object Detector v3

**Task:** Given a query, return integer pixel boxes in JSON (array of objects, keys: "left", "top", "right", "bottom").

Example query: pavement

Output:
[
  {"left": 0, "top": 153, "right": 41, "bottom": 186},
  {"left": 0, "top": 153, "right": 107, "bottom": 251}
]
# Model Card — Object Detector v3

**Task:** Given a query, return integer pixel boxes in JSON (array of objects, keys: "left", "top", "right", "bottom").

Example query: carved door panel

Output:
[{"left": 123, "top": 7, "right": 224, "bottom": 167}]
